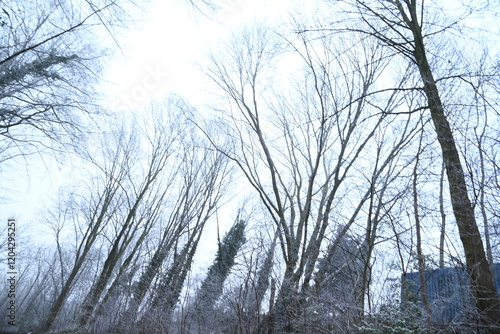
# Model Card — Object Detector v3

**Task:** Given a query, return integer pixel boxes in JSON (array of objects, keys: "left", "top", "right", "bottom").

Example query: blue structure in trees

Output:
[{"left": 404, "top": 263, "right": 500, "bottom": 324}]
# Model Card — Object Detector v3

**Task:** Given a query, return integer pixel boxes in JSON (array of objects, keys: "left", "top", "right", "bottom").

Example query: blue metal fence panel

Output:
[{"left": 404, "top": 263, "right": 500, "bottom": 324}]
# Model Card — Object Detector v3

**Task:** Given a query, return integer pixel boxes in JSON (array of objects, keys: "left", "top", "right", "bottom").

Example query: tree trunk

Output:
[
  {"left": 40, "top": 194, "right": 115, "bottom": 332},
  {"left": 415, "top": 41, "right": 500, "bottom": 331},
  {"left": 406, "top": 6, "right": 500, "bottom": 326},
  {"left": 478, "top": 124, "right": 494, "bottom": 270},
  {"left": 412, "top": 148, "right": 433, "bottom": 326},
  {"left": 382, "top": 1, "right": 500, "bottom": 327},
  {"left": 439, "top": 161, "right": 446, "bottom": 269},
  {"left": 40, "top": 269, "right": 79, "bottom": 332}
]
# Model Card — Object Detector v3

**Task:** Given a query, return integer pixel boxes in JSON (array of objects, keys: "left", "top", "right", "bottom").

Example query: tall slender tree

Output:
[
  {"left": 194, "top": 218, "right": 246, "bottom": 328},
  {"left": 331, "top": 0, "right": 500, "bottom": 327}
]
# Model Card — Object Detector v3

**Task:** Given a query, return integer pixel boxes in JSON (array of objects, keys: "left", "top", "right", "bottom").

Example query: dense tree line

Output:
[{"left": 1, "top": 0, "right": 500, "bottom": 333}]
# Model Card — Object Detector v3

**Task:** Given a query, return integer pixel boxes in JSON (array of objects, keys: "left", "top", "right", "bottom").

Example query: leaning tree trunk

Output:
[{"left": 400, "top": 2, "right": 500, "bottom": 327}]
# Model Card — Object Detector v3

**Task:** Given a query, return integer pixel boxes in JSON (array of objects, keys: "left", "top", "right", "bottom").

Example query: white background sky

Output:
[
  {"left": 1, "top": 0, "right": 498, "bottom": 313},
  {"left": 1, "top": 0, "right": 498, "bottom": 239},
  {"left": 2, "top": 0, "right": 496, "bottom": 255},
  {"left": 99, "top": 0, "right": 308, "bottom": 278},
  {"left": 0, "top": 0, "right": 306, "bottom": 260},
  {"left": 103, "top": 0, "right": 303, "bottom": 111}
]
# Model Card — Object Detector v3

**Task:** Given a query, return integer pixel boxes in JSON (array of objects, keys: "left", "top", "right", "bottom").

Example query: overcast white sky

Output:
[
  {"left": 2, "top": 0, "right": 499, "bottom": 308},
  {"left": 0, "top": 0, "right": 305, "bottom": 248},
  {"left": 97, "top": 0, "right": 307, "bottom": 275},
  {"left": 3, "top": 0, "right": 497, "bottom": 246},
  {"left": 103, "top": 0, "right": 303, "bottom": 111}
]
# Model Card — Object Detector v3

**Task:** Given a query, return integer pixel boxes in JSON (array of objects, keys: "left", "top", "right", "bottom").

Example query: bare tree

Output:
[
  {"left": 127, "top": 143, "right": 232, "bottom": 333},
  {"left": 40, "top": 127, "right": 134, "bottom": 332},
  {"left": 76, "top": 115, "right": 180, "bottom": 328},
  {"left": 327, "top": 0, "right": 500, "bottom": 327},
  {"left": 411, "top": 126, "right": 433, "bottom": 326},
  {"left": 0, "top": 0, "right": 133, "bottom": 160},
  {"left": 39, "top": 99, "right": 187, "bottom": 331},
  {"left": 202, "top": 24, "right": 424, "bottom": 332}
]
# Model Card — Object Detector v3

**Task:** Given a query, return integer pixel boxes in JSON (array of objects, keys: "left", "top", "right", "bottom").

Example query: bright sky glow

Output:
[
  {"left": 102, "top": 0, "right": 305, "bottom": 111},
  {"left": 0, "top": 0, "right": 306, "bottom": 246}
]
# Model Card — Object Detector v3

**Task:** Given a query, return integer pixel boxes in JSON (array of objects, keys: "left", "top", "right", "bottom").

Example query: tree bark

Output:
[
  {"left": 439, "top": 161, "right": 446, "bottom": 269},
  {"left": 399, "top": 1, "right": 500, "bottom": 327},
  {"left": 412, "top": 143, "right": 433, "bottom": 326}
]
